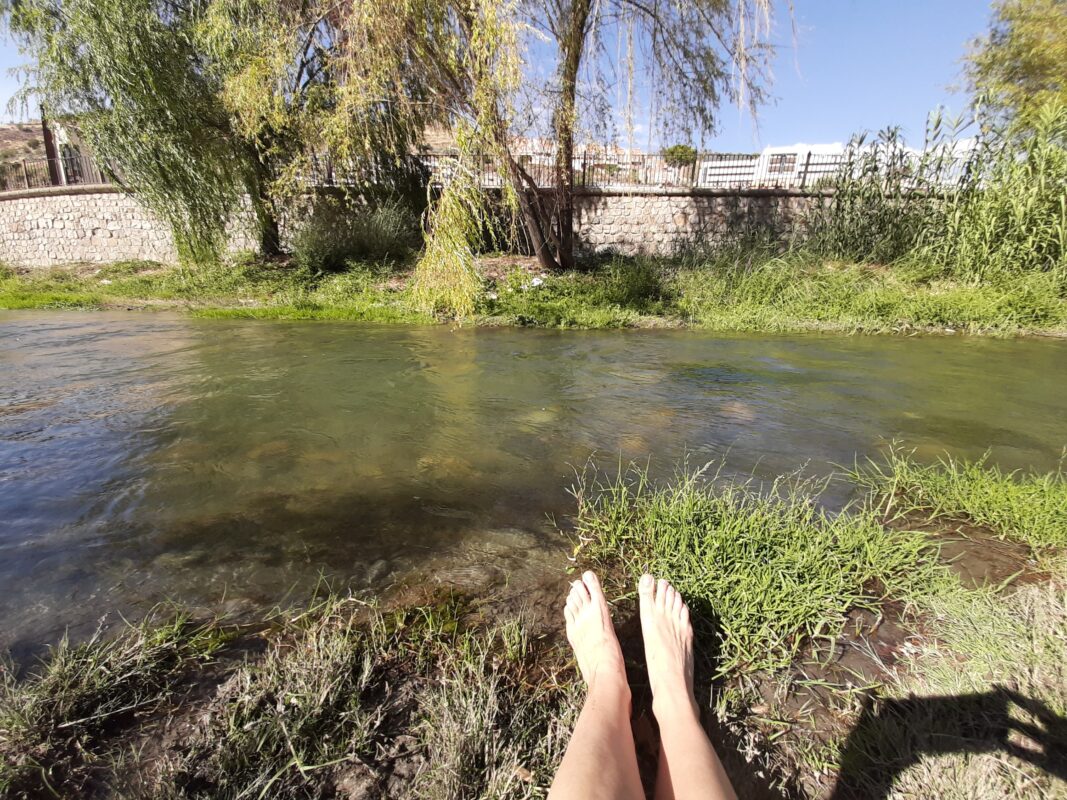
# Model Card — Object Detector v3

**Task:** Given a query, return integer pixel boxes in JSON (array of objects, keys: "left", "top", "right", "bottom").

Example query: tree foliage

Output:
[
  {"left": 7, "top": 0, "right": 249, "bottom": 263},
  {"left": 965, "top": 0, "right": 1067, "bottom": 126},
  {"left": 5, "top": 0, "right": 442, "bottom": 263},
  {"left": 4, "top": 0, "right": 778, "bottom": 307},
  {"left": 662, "top": 144, "right": 698, "bottom": 167},
  {"left": 515, "top": 0, "right": 777, "bottom": 270}
]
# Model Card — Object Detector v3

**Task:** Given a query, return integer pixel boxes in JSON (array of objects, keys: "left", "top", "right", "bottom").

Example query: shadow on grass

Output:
[{"left": 830, "top": 687, "right": 1067, "bottom": 799}]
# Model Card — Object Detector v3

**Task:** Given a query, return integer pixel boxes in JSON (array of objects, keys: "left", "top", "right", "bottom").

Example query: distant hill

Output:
[{"left": 0, "top": 121, "right": 46, "bottom": 162}]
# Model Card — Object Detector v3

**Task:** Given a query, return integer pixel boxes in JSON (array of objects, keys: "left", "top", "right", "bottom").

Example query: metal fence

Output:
[
  {"left": 421, "top": 150, "right": 850, "bottom": 191},
  {"left": 0, "top": 147, "right": 971, "bottom": 196},
  {"left": 0, "top": 154, "right": 110, "bottom": 193}
]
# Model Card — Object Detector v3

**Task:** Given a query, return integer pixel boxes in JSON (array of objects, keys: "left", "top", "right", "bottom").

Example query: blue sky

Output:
[
  {"left": 704, "top": 0, "right": 992, "bottom": 151},
  {"left": 0, "top": 0, "right": 992, "bottom": 150}
]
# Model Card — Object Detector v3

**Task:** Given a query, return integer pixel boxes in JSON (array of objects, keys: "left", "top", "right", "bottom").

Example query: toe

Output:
[
  {"left": 638, "top": 573, "right": 655, "bottom": 613},
  {"left": 582, "top": 571, "right": 604, "bottom": 603},
  {"left": 571, "top": 579, "right": 590, "bottom": 605},
  {"left": 664, "top": 582, "right": 676, "bottom": 611},
  {"left": 672, "top": 590, "right": 683, "bottom": 616},
  {"left": 656, "top": 578, "right": 669, "bottom": 610},
  {"left": 564, "top": 605, "right": 575, "bottom": 626}
]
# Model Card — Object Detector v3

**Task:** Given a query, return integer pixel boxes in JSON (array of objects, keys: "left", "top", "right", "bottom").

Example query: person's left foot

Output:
[
  {"left": 564, "top": 571, "right": 628, "bottom": 692},
  {"left": 638, "top": 574, "right": 699, "bottom": 721}
]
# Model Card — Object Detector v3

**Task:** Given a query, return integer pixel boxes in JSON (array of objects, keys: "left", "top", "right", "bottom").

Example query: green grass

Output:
[
  {"left": 479, "top": 252, "right": 1065, "bottom": 333},
  {"left": 571, "top": 462, "right": 946, "bottom": 677},
  {"left": 572, "top": 454, "right": 1067, "bottom": 796},
  {"left": 851, "top": 447, "right": 1067, "bottom": 551},
  {"left": 672, "top": 253, "right": 1067, "bottom": 334},
  {"left": 477, "top": 259, "right": 676, "bottom": 328},
  {"left": 2, "top": 252, "right": 1065, "bottom": 334},
  {"left": 0, "top": 258, "right": 434, "bottom": 323}
]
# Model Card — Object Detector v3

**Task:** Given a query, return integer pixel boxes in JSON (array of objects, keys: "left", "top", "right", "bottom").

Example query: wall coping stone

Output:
[
  {"left": 0, "top": 184, "right": 121, "bottom": 202},
  {"left": 570, "top": 186, "right": 833, "bottom": 199}
]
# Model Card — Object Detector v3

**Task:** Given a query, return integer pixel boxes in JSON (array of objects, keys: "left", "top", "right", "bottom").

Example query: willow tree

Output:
[
  {"left": 300, "top": 0, "right": 526, "bottom": 314},
  {"left": 5, "top": 0, "right": 255, "bottom": 262},
  {"left": 517, "top": 0, "right": 778, "bottom": 269},
  {"left": 4, "top": 0, "right": 436, "bottom": 263}
]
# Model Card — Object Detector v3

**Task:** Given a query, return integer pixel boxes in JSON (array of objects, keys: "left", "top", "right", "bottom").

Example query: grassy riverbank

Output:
[
  {"left": 2, "top": 253, "right": 1066, "bottom": 335},
  {"left": 2, "top": 451, "right": 1064, "bottom": 798}
]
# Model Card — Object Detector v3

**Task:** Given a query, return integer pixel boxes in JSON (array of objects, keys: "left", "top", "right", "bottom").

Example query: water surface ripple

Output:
[{"left": 2, "top": 312, "right": 1066, "bottom": 656}]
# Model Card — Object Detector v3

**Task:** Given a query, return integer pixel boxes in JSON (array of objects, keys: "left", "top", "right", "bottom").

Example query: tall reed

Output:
[
  {"left": 805, "top": 101, "right": 1067, "bottom": 285},
  {"left": 923, "top": 102, "right": 1067, "bottom": 284}
]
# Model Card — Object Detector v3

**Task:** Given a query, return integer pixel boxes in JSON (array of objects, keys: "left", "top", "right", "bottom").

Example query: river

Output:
[{"left": 2, "top": 312, "right": 1066, "bottom": 659}]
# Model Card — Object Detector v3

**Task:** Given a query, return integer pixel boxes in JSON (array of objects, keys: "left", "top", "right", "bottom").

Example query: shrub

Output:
[
  {"left": 291, "top": 195, "right": 420, "bottom": 273},
  {"left": 662, "top": 144, "right": 698, "bottom": 168}
]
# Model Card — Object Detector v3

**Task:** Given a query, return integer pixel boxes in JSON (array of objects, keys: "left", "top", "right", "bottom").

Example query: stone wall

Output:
[
  {"left": 0, "top": 184, "right": 824, "bottom": 268},
  {"left": 0, "top": 186, "right": 257, "bottom": 268},
  {"left": 574, "top": 188, "right": 824, "bottom": 255}
]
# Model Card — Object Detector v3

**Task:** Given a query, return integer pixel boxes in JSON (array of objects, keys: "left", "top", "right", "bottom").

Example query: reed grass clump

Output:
[
  {"left": 571, "top": 463, "right": 943, "bottom": 677},
  {"left": 805, "top": 101, "right": 1067, "bottom": 286},
  {"left": 805, "top": 123, "right": 952, "bottom": 264},
  {"left": 923, "top": 102, "right": 1067, "bottom": 284},
  {"left": 851, "top": 446, "right": 1067, "bottom": 551}
]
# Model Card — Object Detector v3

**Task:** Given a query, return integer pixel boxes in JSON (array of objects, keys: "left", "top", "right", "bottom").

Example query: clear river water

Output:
[{"left": 2, "top": 311, "right": 1066, "bottom": 659}]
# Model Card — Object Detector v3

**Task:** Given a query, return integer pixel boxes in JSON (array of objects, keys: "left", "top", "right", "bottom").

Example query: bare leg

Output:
[
  {"left": 640, "top": 574, "right": 737, "bottom": 800},
  {"left": 548, "top": 571, "right": 644, "bottom": 800}
]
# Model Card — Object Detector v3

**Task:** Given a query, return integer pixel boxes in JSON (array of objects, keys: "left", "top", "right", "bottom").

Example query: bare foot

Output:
[
  {"left": 638, "top": 574, "right": 699, "bottom": 721},
  {"left": 564, "top": 571, "right": 628, "bottom": 692}
]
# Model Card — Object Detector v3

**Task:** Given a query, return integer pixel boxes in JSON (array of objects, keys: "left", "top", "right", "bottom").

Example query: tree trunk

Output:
[
  {"left": 506, "top": 155, "right": 560, "bottom": 272},
  {"left": 553, "top": 0, "right": 592, "bottom": 270},
  {"left": 486, "top": 107, "right": 561, "bottom": 272},
  {"left": 248, "top": 145, "right": 282, "bottom": 257}
]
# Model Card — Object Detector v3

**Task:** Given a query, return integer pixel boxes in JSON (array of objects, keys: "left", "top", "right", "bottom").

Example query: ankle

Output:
[
  {"left": 652, "top": 691, "right": 701, "bottom": 728},
  {"left": 587, "top": 669, "right": 632, "bottom": 701}
]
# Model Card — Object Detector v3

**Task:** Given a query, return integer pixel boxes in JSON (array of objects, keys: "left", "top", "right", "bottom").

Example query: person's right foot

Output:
[
  {"left": 638, "top": 574, "right": 699, "bottom": 720},
  {"left": 564, "top": 571, "right": 628, "bottom": 692}
]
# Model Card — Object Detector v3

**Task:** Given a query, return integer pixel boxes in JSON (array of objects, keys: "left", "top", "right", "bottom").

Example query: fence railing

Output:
[
  {"left": 0, "top": 154, "right": 110, "bottom": 193},
  {"left": 0, "top": 148, "right": 973, "bottom": 197},
  {"left": 308, "top": 150, "right": 851, "bottom": 192}
]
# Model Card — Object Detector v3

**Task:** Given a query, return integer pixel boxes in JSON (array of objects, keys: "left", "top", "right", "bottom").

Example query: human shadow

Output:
[{"left": 830, "top": 686, "right": 1067, "bottom": 799}]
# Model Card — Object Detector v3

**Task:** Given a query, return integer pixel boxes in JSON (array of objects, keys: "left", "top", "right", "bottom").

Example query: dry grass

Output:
[{"left": 833, "top": 578, "right": 1067, "bottom": 799}]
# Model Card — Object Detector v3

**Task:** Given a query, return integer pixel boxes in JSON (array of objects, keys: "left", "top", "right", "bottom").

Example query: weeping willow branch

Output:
[
  {"left": 8, "top": 0, "right": 248, "bottom": 264},
  {"left": 411, "top": 164, "right": 487, "bottom": 318}
]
